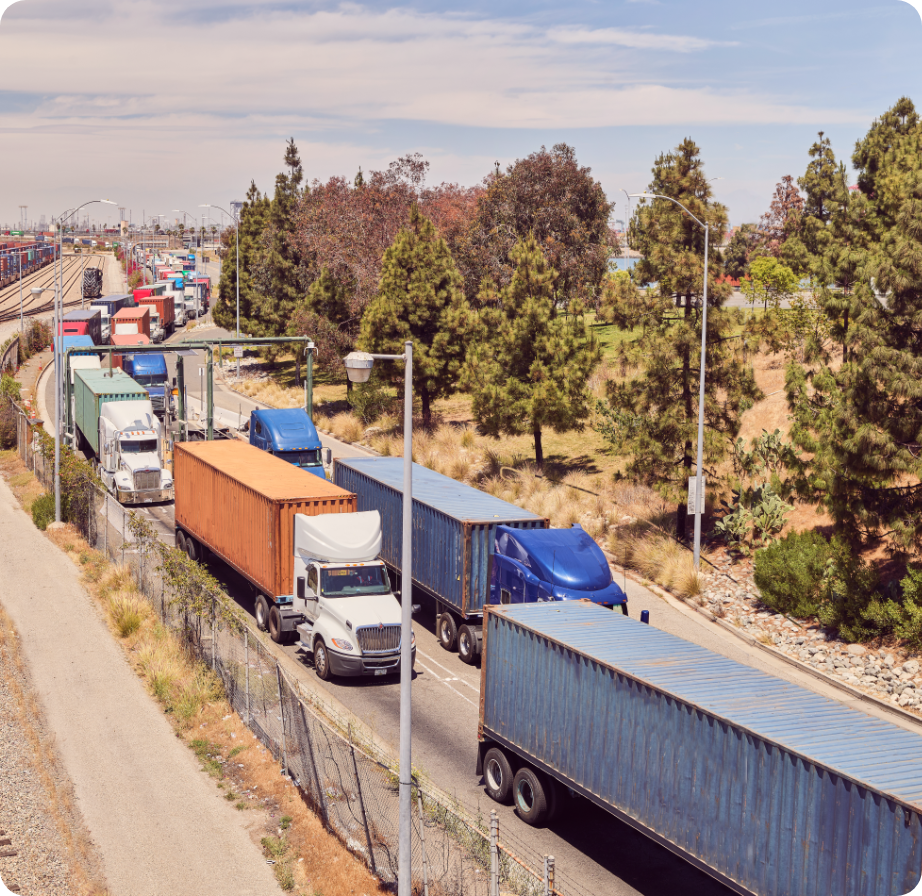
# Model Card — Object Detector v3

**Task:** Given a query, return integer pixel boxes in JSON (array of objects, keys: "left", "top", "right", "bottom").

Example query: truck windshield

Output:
[
  {"left": 121, "top": 439, "right": 158, "bottom": 453},
  {"left": 277, "top": 449, "right": 321, "bottom": 467},
  {"left": 320, "top": 567, "right": 390, "bottom": 597},
  {"left": 132, "top": 375, "right": 165, "bottom": 386}
]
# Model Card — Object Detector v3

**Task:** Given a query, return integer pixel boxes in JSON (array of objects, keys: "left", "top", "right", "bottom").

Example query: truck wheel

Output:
[
  {"left": 176, "top": 529, "right": 186, "bottom": 552},
  {"left": 313, "top": 639, "right": 332, "bottom": 681},
  {"left": 437, "top": 612, "right": 458, "bottom": 652},
  {"left": 268, "top": 606, "right": 283, "bottom": 644},
  {"left": 513, "top": 767, "right": 550, "bottom": 827},
  {"left": 255, "top": 595, "right": 270, "bottom": 632},
  {"left": 621, "top": 602, "right": 629, "bottom": 616},
  {"left": 185, "top": 535, "right": 199, "bottom": 563},
  {"left": 483, "top": 748, "right": 514, "bottom": 804},
  {"left": 457, "top": 625, "right": 480, "bottom": 665}
]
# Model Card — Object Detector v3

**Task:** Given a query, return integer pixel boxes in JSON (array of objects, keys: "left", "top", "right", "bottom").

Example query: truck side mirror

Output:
[
  {"left": 296, "top": 576, "right": 305, "bottom": 600},
  {"left": 324, "top": 447, "right": 332, "bottom": 466}
]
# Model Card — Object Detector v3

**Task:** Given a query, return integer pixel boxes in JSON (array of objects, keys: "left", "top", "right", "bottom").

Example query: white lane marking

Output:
[
  {"left": 418, "top": 650, "right": 480, "bottom": 692},
  {"left": 415, "top": 659, "right": 478, "bottom": 708}
]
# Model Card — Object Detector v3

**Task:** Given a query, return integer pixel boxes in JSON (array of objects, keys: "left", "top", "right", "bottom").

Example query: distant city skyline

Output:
[{"left": 1, "top": 0, "right": 920, "bottom": 228}]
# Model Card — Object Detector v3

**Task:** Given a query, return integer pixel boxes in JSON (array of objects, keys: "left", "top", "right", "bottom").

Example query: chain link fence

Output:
[{"left": 8, "top": 395, "right": 594, "bottom": 896}]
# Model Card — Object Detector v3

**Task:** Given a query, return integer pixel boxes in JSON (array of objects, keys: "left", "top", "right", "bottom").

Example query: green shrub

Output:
[
  {"left": 815, "top": 538, "right": 882, "bottom": 641},
  {"left": 31, "top": 492, "right": 55, "bottom": 530},
  {"left": 753, "top": 530, "right": 833, "bottom": 618}
]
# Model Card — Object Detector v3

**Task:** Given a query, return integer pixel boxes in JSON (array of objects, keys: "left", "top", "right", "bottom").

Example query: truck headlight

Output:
[
  {"left": 411, "top": 632, "right": 416, "bottom": 648},
  {"left": 331, "top": 638, "right": 353, "bottom": 651}
]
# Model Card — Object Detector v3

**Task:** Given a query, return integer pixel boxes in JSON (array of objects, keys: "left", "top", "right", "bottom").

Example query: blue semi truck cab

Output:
[
  {"left": 249, "top": 408, "right": 327, "bottom": 479},
  {"left": 121, "top": 353, "right": 171, "bottom": 417},
  {"left": 490, "top": 524, "right": 628, "bottom": 612}
]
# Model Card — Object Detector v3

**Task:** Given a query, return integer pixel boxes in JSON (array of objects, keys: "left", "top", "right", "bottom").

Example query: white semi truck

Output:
[
  {"left": 293, "top": 511, "right": 415, "bottom": 679},
  {"left": 73, "top": 368, "right": 174, "bottom": 504}
]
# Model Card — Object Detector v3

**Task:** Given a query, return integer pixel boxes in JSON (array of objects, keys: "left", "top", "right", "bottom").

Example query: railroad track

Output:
[{"left": 0, "top": 256, "right": 105, "bottom": 325}]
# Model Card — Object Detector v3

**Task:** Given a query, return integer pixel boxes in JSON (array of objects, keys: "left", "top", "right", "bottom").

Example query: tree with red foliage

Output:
[{"left": 757, "top": 175, "right": 806, "bottom": 270}]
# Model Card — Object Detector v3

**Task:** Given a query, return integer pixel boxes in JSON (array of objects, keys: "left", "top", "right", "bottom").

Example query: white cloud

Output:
[{"left": 547, "top": 26, "right": 737, "bottom": 51}]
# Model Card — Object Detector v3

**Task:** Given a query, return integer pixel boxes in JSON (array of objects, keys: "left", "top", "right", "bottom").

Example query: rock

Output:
[
  {"left": 851, "top": 656, "right": 865, "bottom": 667},
  {"left": 842, "top": 674, "right": 859, "bottom": 685},
  {"left": 846, "top": 644, "right": 866, "bottom": 657},
  {"left": 814, "top": 652, "right": 827, "bottom": 663},
  {"left": 904, "top": 660, "right": 920, "bottom": 675},
  {"left": 884, "top": 654, "right": 897, "bottom": 668},
  {"left": 807, "top": 646, "right": 819, "bottom": 655},
  {"left": 899, "top": 693, "right": 914, "bottom": 707}
]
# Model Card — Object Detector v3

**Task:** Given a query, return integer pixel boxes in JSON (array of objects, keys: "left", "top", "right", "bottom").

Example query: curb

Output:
[{"left": 608, "top": 556, "right": 922, "bottom": 732}]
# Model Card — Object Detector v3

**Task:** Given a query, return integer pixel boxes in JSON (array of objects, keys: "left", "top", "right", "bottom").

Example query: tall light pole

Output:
[
  {"left": 344, "top": 345, "right": 414, "bottom": 896},
  {"left": 51, "top": 199, "right": 117, "bottom": 523},
  {"left": 200, "top": 203, "right": 240, "bottom": 374},
  {"left": 173, "top": 209, "right": 200, "bottom": 319},
  {"left": 630, "top": 191, "right": 710, "bottom": 569}
]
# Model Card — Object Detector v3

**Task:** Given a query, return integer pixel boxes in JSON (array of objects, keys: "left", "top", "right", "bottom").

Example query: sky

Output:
[{"left": 0, "top": 0, "right": 920, "bottom": 230}]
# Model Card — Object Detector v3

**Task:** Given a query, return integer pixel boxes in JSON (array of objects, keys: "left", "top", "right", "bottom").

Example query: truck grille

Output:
[
  {"left": 134, "top": 469, "right": 160, "bottom": 491},
  {"left": 150, "top": 394, "right": 164, "bottom": 411},
  {"left": 356, "top": 625, "right": 400, "bottom": 653}
]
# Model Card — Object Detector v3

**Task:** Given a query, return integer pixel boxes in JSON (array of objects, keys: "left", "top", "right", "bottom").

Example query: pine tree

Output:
[
  {"left": 213, "top": 181, "right": 270, "bottom": 335},
  {"left": 359, "top": 206, "right": 474, "bottom": 426},
  {"left": 597, "top": 139, "right": 760, "bottom": 539},
  {"left": 723, "top": 224, "right": 757, "bottom": 280},
  {"left": 786, "top": 99, "right": 922, "bottom": 551},
  {"left": 462, "top": 234, "right": 600, "bottom": 465}
]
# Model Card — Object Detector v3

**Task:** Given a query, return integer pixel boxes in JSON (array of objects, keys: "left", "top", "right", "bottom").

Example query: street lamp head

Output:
[
  {"left": 31, "top": 287, "right": 47, "bottom": 298},
  {"left": 628, "top": 192, "right": 656, "bottom": 199},
  {"left": 343, "top": 351, "right": 374, "bottom": 384}
]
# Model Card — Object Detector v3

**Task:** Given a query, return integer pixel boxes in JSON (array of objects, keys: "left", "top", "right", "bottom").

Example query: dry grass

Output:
[
  {"left": 0, "top": 579, "right": 108, "bottom": 895},
  {"left": 233, "top": 378, "right": 305, "bottom": 410}
]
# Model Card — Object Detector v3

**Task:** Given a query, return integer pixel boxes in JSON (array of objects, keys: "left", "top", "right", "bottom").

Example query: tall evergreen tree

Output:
[
  {"left": 597, "top": 139, "right": 760, "bottom": 538},
  {"left": 462, "top": 234, "right": 600, "bottom": 465},
  {"left": 213, "top": 181, "right": 270, "bottom": 335},
  {"left": 786, "top": 99, "right": 922, "bottom": 551},
  {"left": 359, "top": 206, "right": 474, "bottom": 425}
]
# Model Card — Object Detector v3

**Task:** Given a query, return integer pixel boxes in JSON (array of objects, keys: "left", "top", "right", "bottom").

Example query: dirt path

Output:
[{"left": 0, "top": 477, "right": 281, "bottom": 896}]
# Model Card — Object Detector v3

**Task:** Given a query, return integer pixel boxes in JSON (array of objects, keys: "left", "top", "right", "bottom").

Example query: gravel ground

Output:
[
  {"left": 701, "top": 549, "right": 922, "bottom": 714},
  {"left": 0, "top": 611, "right": 104, "bottom": 896}
]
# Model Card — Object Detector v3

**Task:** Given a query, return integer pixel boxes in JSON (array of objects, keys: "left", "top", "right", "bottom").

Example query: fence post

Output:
[
  {"left": 211, "top": 598, "right": 216, "bottom": 672},
  {"left": 275, "top": 663, "right": 289, "bottom": 775},
  {"left": 544, "top": 855, "right": 555, "bottom": 896},
  {"left": 244, "top": 629, "right": 250, "bottom": 724},
  {"left": 415, "top": 781, "right": 430, "bottom": 896},
  {"left": 349, "top": 724, "right": 377, "bottom": 879},
  {"left": 298, "top": 699, "right": 327, "bottom": 827},
  {"left": 104, "top": 493, "right": 108, "bottom": 557},
  {"left": 121, "top": 505, "right": 126, "bottom": 566},
  {"left": 490, "top": 810, "right": 499, "bottom": 896}
]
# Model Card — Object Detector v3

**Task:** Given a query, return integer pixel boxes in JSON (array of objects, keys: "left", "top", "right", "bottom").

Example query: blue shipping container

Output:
[
  {"left": 333, "top": 457, "right": 547, "bottom": 617},
  {"left": 480, "top": 601, "right": 922, "bottom": 896}
]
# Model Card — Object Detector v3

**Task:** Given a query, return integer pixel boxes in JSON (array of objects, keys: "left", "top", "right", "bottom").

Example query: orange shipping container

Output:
[{"left": 174, "top": 441, "right": 356, "bottom": 600}]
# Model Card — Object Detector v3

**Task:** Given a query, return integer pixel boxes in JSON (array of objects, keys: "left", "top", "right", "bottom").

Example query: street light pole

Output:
[
  {"left": 51, "top": 200, "right": 117, "bottom": 523},
  {"left": 344, "top": 345, "right": 414, "bottom": 896},
  {"left": 629, "top": 191, "right": 709, "bottom": 568}
]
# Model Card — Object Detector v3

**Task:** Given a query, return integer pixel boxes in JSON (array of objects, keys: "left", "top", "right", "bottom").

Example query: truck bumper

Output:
[
  {"left": 328, "top": 647, "right": 416, "bottom": 678},
  {"left": 116, "top": 486, "right": 175, "bottom": 505}
]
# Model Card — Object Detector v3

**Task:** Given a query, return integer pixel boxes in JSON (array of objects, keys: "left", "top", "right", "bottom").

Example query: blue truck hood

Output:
[
  {"left": 251, "top": 408, "right": 322, "bottom": 451},
  {"left": 125, "top": 354, "right": 168, "bottom": 378},
  {"left": 495, "top": 524, "right": 614, "bottom": 592}
]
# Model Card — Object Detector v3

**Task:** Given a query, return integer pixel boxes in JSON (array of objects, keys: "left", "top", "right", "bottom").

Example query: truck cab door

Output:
[{"left": 303, "top": 566, "right": 320, "bottom": 623}]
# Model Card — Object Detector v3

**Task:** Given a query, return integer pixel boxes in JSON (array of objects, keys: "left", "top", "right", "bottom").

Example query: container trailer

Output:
[
  {"left": 478, "top": 601, "right": 922, "bottom": 896},
  {"left": 60, "top": 308, "right": 102, "bottom": 345},
  {"left": 112, "top": 305, "right": 151, "bottom": 340}
]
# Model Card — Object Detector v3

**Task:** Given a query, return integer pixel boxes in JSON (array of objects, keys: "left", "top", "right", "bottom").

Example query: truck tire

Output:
[
  {"left": 313, "top": 638, "right": 332, "bottom": 681},
  {"left": 483, "top": 747, "right": 514, "bottom": 804},
  {"left": 513, "top": 767, "right": 550, "bottom": 826},
  {"left": 185, "top": 535, "right": 199, "bottom": 563},
  {"left": 255, "top": 595, "right": 270, "bottom": 632},
  {"left": 268, "top": 606, "right": 283, "bottom": 644},
  {"left": 621, "top": 602, "right": 629, "bottom": 616},
  {"left": 176, "top": 530, "right": 187, "bottom": 553},
  {"left": 457, "top": 625, "right": 480, "bottom": 665},
  {"left": 437, "top": 612, "right": 458, "bottom": 652}
]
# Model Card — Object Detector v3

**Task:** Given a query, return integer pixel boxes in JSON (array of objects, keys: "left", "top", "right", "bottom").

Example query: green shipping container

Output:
[{"left": 74, "top": 368, "right": 148, "bottom": 455}]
